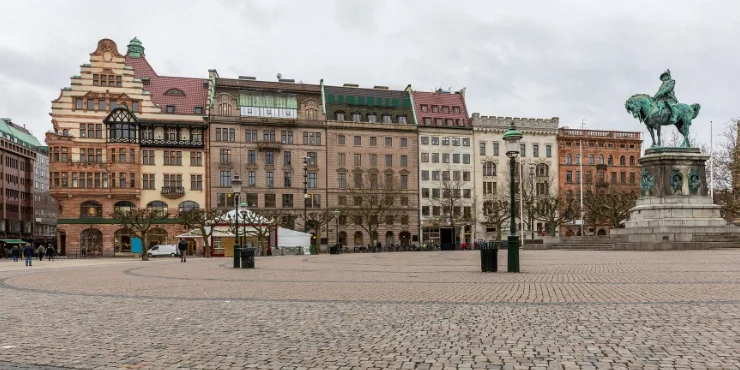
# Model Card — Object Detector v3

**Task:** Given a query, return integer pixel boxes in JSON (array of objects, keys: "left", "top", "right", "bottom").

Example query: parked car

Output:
[{"left": 147, "top": 244, "right": 179, "bottom": 258}]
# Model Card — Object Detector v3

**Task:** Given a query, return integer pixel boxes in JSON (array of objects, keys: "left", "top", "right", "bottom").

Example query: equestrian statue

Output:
[{"left": 625, "top": 70, "right": 701, "bottom": 147}]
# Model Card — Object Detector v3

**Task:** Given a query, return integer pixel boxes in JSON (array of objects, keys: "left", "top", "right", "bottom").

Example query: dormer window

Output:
[
  {"left": 351, "top": 112, "right": 361, "bottom": 122},
  {"left": 335, "top": 111, "right": 345, "bottom": 121},
  {"left": 442, "top": 106, "right": 450, "bottom": 113},
  {"left": 453, "top": 106, "right": 461, "bottom": 113},
  {"left": 397, "top": 115, "right": 408, "bottom": 124},
  {"left": 432, "top": 105, "right": 439, "bottom": 113},
  {"left": 194, "top": 106, "right": 203, "bottom": 115},
  {"left": 367, "top": 113, "right": 377, "bottom": 123},
  {"left": 132, "top": 101, "right": 139, "bottom": 112},
  {"left": 435, "top": 118, "right": 443, "bottom": 125},
  {"left": 421, "top": 105, "right": 428, "bottom": 112},
  {"left": 166, "top": 105, "right": 175, "bottom": 114},
  {"left": 382, "top": 114, "right": 392, "bottom": 123},
  {"left": 164, "top": 88, "right": 186, "bottom": 96},
  {"left": 142, "top": 78, "right": 150, "bottom": 86}
]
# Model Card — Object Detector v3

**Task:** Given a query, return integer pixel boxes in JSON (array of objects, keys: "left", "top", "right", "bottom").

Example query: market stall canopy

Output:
[
  {"left": 219, "top": 209, "right": 271, "bottom": 224},
  {"left": 0, "top": 239, "right": 28, "bottom": 245}
]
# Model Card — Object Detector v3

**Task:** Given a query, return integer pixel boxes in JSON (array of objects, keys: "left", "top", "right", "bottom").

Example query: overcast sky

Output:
[{"left": 1, "top": 0, "right": 738, "bottom": 148}]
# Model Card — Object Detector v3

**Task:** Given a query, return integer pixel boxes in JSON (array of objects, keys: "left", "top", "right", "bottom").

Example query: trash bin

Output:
[
  {"left": 330, "top": 245, "right": 339, "bottom": 255},
  {"left": 480, "top": 241, "right": 499, "bottom": 272},
  {"left": 240, "top": 247, "right": 255, "bottom": 269}
]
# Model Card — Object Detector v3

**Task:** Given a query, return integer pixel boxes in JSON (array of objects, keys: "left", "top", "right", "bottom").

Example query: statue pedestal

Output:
[{"left": 611, "top": 148, "right": 740, "bottom": 249}]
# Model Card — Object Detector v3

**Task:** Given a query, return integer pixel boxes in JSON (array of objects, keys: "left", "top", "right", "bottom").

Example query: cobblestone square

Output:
[{"left": 1, "top": 250, "right": 740, "bottom": 369}]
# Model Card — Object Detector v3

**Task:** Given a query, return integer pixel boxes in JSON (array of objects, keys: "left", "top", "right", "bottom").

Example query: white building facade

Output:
[{"left": 472, "top": 114, "right": 560, "bottom": 241}]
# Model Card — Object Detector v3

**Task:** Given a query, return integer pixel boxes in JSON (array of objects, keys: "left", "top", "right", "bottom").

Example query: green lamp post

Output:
[
  {"left": 231, "top": 174, "right": 242, "bottom": 268},
  {"left": 503, "top": 123, "right": 523, "bottom": 272}
]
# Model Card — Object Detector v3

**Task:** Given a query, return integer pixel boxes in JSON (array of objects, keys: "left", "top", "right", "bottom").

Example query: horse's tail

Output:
[{"left": 691, "top": 104, "right": 701, "bottom": 119}]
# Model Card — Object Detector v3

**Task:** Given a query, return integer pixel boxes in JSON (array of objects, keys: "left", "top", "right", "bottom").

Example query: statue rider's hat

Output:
[{"left": 660, "top": 69, "right": 671, "bottom": 80}]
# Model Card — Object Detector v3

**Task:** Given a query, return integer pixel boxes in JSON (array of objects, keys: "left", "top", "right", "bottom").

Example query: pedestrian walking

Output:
[
  {"left": 47, "top": 246, "right": 55, "bottom": 261},
  {"left": 23, "top": 243, "right": 34, "bottom": 267},
  {"left": 37, "top": 245, "right": 46, "bottom": 261},
  {"left": 178, "top": 238, "right": 188, "bottom": 263},
  {"left": 11, "top": 245, "right": 19, "bottom": 262}
]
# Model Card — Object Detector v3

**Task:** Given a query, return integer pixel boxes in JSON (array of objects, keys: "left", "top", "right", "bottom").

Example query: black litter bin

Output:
[
  {"left": 480, "top": 241, "right": 499, "bottom": 272},
  {"left": 329, "top": 245, "right": 337, "bottom": 255},
  {"left": 240, "top": 247, "right": 255, "bottom": 269}
]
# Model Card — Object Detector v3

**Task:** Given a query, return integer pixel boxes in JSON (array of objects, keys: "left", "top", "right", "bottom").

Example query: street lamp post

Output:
[
  {"left": 503, "top": 123, "right": 523, "bottom": 273},
  {"left": 231, "top": 174, "right": 243, "bottom": 268}
]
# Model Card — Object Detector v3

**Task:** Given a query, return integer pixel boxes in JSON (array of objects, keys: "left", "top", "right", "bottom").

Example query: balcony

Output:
[
  {"left": 596, "top": 164, "right": 608, "bottom": 171},
  {"left": 256, "top": 140, "right": 281, "bottom": 151},
  {"left": 161, "top": 186, "right": 185, "bottom": 199},
  {"left": 140, "top": 138, "right": 204, "bottom": 148}
]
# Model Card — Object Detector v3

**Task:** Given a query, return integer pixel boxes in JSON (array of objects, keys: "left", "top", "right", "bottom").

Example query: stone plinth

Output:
[{"left": 612, "top": 147, "right": 740, "bottom": 249}]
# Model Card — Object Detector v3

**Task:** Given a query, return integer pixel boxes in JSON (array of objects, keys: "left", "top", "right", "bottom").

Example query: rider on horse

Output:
[{"left": 655, "top": 69, "right": 680, "bottom": 125}]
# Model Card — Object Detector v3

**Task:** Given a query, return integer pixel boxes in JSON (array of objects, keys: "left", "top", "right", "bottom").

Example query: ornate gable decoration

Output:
[
  {"left": 90, "top": 39, "right": 123, "bottom": 59},
  {"left": 84, "top": 91, "right": 132, "bottom": 101},
  {"left": 103, "top": 107, "right": 138, "bottom": 124}
]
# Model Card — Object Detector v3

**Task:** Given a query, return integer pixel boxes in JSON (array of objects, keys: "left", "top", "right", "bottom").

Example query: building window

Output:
[
  {"left": 536, "top": 163, "right": 549, "bottom": 177},
  {"left": 266, "top": 171, "right": 274, "bottom": 187},
  {"left": 308, "top": 172, "right": 318, "bottom": 188},
  {"left": 142, "top": 174, "right": 155, "bottom": 189},
  {"left": 576, "top": 154, "right": 581, "bottom": 165},
  {"left": 630, "top": 156, "right": 636, "bottom": 166},
  {"left": 421, "top": 153, "right": 429, "bottom": 163},
  {"left": 80, "top": 200, "right": 103, "bottom": 218},
  {"left": 132, "top": 101, "right": 139, "bottom": 112},
  {"left": 194, "top": 107, "right": 203, "bottom": 115},
  {"left": 338, "top": 173, "right": 346, "bottom": 188},
  {"left": 352, "top": 112, "right": 361, "bottom": 122},
  {"left": 566, "top": 154, "right": 572, "bottom": 164},
  {"left": 190, "top": 175, "right": 203, "bottom": 190},
  {"left": 397, "top": 115, "right": 408, "bottom": 124},
  {"left": 353, "top": 136, "right": 361, "bottom": 146},
  {"left": 219, "top": 171, "right": 231, "bottom": 187},
  {"left": 620, "top": 155, "right": 626, "bottom": 166},
  {"left": 385, "top": 137, "right": 392, "bottom": 147},
  {"left": 479, "top": 142, "right": 486, "bottom": 155},
  {"left": 533, "top": 144, "right": 539, "bottom": 157},
  {"left": 630, "top": 172, "right": 636, "bottom": 184},
  {"left": 431, "top": 153, "right": 439, "bottom": 163},
  {"left": 566, "top": 171, "right": 573, "bottom": 183},
  {"left": 620, "top": 171, "right": 627, "bottom": 183},
  {"left": 369, "top": 136, "right": 377, "bottom": 146},
  {"left": 483, "top": 162, "right": 496, "bottom": 176},
  {"left": 368, "top": 113, "right": 377, "bottom": 123},
  {"left": 385, "top": 155, "right": 392, "bottom": 167},
  {"left": 401, "top": 155, "right": 408, "bottom": 167},
  {"left": 588, "top": 154, "right": 595, "bottom": 165},
  {"left": 248, "top": 171, "right": 257, "bottom": 187},
  {"left": 400, "top": 175, "right": 408, "bottom": 189},
  {"left": 166, "top": 105, "right": 175, "bottom": 113},
  {"left": 219, "top": 149, "right": 231, "bottom": 164},
  {"left": 493, "top": 142, "right": 499, "bottom": 156},
  {"left": 190, "top": 152, "right": 202, "bottom": 166},
  {"left": 608, "top": 155, "right": 614, "bottom": 165}
]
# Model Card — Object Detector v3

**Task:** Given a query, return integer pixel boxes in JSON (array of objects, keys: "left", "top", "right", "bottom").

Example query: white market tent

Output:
[{"left": 275, "top": 227, "right": 311, "bottom": 249}]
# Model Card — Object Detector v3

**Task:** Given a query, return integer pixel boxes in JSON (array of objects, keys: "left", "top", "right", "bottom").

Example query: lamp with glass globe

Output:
[{"left": 503, "top": 123, "right": 523, "bottom": 272}]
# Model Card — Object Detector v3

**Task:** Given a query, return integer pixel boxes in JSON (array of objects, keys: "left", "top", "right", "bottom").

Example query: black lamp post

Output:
[
  {"left": 303, "top": 157, "right": 308, "bottom": 233},
  {"left": 503, "top": 123, "right": 523, "bottom": 272},
  {"left": 231, "top": 174, "right": 242, "bottom": 268},
  {"left": 333, "top": 209, "right": 340, "bottom": 244}
]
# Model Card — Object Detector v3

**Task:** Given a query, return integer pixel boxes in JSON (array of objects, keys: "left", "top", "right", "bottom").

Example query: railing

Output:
[
  {"left": 161, "top": 186, "right": 185, "bottom": 195},
  {"left": 140, "top": 138, "right": 204, "bottom": 148},
  {"left": 257, "top": 140, "right": 281, "bottom": 151}
]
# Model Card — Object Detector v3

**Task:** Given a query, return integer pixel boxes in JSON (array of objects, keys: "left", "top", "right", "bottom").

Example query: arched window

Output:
[
  {"left": 566, "top": 190, "right": 574, "bottom": 200},
  {"left": 576, "top": 154, "right": 581, "bottom": 164},
  {"left": 80, "top": 200, "right": 103, "bottom": 218},
  {"left": 566, "top": 154, "right": 572, "bottom": 164},
  {"left": 483, "top": 162, "right": 496, "bottom": 176},
  {"left": 335, "top": 110, "right": 345, "bottom": 121},
  {"left": 164, "top": 88, "right": 186, "bottom": 96},
  {"left": 80, "top": 228, "right": 103, "bottom": 255},
  {"left": 598, "top": 155, "right": 604, "bottom": 165},
  {"left": 629, "top": 156, "right": 635, "bottom": 166},
  {"left": 353, "top": 231, "right": 363, "bottom": 246},
  {"left": 588, "top": 154, "right": 594, "bottom": 165},
  {"left": 178, "top": 201, "right": 200, "bottom": 212},
  {"left": 218, "top": 103, "right": 231, "bottom": 116},
  {"left": 620, "top": 155, "right": 626, "bottom": 166},
  {"left": 608, "top": 155, "right": 614, "bottom": 165},
  {"left": 536, "top": 163, "right": 549, "bottom": 177},
  {"left": 147, "top": 201, "right": 168, "bottom": 218},
  {"left": 114, "top": 201, "right": 135, "bottom": 214}
]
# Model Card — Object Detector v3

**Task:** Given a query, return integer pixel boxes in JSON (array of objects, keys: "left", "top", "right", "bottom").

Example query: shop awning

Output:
[{"left": 0, "top": 239, "right": 28, "bottom": 245}]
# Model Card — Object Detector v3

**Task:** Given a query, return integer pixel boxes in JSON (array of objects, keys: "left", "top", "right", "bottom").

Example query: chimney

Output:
[
  {"left": 343, "top": 83, "right": 359, "bottom": 88},
  {"left": 373, "top": 86, "right": 389, "bottom": 90}
]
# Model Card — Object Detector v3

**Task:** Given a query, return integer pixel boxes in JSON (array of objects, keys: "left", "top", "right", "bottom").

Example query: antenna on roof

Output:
[{"left": 276, "top": 73, "right": 282, "bottom": 80}]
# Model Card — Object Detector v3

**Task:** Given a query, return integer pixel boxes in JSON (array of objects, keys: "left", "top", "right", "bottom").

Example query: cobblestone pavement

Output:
[{"left": 1, "top": 250, "right": 740, "bottom": 369}]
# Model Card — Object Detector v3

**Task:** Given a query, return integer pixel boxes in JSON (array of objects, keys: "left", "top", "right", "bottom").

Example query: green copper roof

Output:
[
  {"left": 0, "top": 118, "right": 41, "bottom": 149},
  {"left": 127, "top": 37, "right": 145, "bottom": 58}
]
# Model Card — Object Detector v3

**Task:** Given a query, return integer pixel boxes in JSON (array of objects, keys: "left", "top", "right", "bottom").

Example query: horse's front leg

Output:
[
  {"left": 656, "top": 124, "right": 662, "bottom": 147},
  {"left": 648, "top": 127, "right": 656, "bottom": 147}
]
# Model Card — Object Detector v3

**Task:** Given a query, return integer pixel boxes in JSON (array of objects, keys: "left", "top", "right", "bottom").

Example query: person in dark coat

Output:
[
  {"left": 37, "top": 245, "right": 46, "bottom": 261},
  {"left": 47, "top": 246, "right": 55, "bottom": 261},
  {"left": 23, "top": 244, "right": 34, "bottom": 266},
  {"left": 178, "top": 238, "right": 188, "bottom": 262},
  {"left": 11, "top": 245, "right": 19, "bottom": 262}
]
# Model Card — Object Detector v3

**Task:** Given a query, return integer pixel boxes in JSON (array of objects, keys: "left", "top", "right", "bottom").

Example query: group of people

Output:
[{"left": 9, "top": 243, "right": 56, "bottom": 266}]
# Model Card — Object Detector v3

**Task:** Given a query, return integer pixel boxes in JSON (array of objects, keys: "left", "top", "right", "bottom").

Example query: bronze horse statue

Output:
[{"left": 625, "top": 94, "right": 701, "bottom": 148}]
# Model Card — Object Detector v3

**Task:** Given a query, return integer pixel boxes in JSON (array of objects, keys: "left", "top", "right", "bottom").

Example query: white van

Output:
[{"left": 147, "top": 244, "right": 179, "bottom": 258}]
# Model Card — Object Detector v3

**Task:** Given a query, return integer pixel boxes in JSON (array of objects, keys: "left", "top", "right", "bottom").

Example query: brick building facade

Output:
[
  {"left": 557, "top": 128, "right": 642, "bottom": 236},
  {"left": 323, "top": 84, "right": 419, "bottom": 247},
  {"left": 0, "top": 118, "right": 40, "bottom": 242}
]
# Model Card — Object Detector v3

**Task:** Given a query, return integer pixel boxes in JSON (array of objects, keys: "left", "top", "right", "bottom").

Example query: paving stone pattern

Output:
[{"left": 1, "top": 250, "right": 740, "bottom": 369}]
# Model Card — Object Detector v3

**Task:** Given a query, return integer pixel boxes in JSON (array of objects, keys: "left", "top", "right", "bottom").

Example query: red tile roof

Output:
[
  {"left": 412, "top": 91, "right": 471, "bottom": 128},
  {"left": 125, "top": 56, "right": 208, "bottom": 115}
]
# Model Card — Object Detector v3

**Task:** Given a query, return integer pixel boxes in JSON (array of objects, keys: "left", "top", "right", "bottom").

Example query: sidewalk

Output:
[{"left": 0, "top": 257, "right": 157, "bottom": 272}]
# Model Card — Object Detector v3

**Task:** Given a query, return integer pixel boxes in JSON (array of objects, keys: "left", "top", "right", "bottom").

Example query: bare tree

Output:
[
  {"left": 111, "top": 208, "right": 168, "bottom": 261},
  {"left": 226, "top": 208, "right": 283, "bottom": 254},
  {"left": 427, "top": 165, "right": 475, "bottom": 243},
  {"left": 480, "top": 179, "right": 511, "bottom": 241},
  {"left": 178, "top": 208, "right": 227, "bottom": 257},
  {"left": 341, "top": 174, "right": 407, "bottom": 245},
  {"left": 711, "top": 120, "right": 739, "bottom": 191},
  {"left": 660, "top": 130, "right": 708, "bottom": 153},
  {"left": 303, "top": 210, "right": 337, "bottom": 254},
  {"left": 582, "top": 183, "right": 639, "bottom": 228},
  {"left": 534, "top": 181, "right": 574, "bottom": 237}
]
